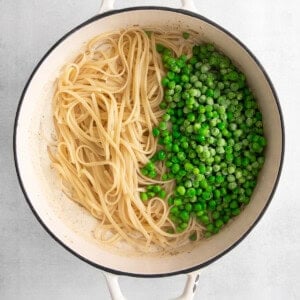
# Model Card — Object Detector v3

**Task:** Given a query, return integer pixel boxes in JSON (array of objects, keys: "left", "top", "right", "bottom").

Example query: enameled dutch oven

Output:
[{"left": 14, "top": 1, "right": 284, "bottom": 299}]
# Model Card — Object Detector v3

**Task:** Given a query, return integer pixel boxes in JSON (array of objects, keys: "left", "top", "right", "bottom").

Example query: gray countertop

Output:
[{"left": 1, "top": 0, "right": 299, "bottom": 299}]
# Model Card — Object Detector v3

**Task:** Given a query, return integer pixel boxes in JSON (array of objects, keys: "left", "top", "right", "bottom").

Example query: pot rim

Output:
[{"left": 13, "top": 6, "right": 285, "bottom": 278}]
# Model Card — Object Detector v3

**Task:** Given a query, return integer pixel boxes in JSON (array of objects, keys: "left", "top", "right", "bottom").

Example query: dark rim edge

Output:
[{"left": 13, "top": 6, "right": 285, "bottom": 278}]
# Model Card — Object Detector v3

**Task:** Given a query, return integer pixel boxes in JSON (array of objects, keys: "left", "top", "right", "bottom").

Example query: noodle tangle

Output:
[{"left": 49, "top": 27, "right": 204, "bottom": 252}]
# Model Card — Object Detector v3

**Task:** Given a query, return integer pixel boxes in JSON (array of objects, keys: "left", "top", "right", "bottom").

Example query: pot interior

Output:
[{"left": 15, "top": 8, "right": 283, "bottom": 276}]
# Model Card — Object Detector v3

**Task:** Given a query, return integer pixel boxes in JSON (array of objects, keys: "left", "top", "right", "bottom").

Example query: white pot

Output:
[{"left": 14, "top": 0, "right": 284, "bottom": 299}]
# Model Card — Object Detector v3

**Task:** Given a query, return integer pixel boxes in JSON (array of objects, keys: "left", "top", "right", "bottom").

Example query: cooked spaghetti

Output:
[{"left": 49, "top": 27, "right": 204, "bottom": 252}]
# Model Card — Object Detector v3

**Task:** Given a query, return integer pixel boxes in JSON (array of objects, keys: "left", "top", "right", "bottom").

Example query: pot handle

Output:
[
  {"left": 99, "top": 0, "right": 197, "bottom": 14},
  {"left": 103, "top": 270, "right": 201, "bottom": 300}
]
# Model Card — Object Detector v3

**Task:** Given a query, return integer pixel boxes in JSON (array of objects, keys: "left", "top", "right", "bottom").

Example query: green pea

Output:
[
  {"left": 177, "top": 186, "right": 186, "bottom": 195},
  {"left": 180, "top": 211, "right": 190, "bottom": 222},
  {"left": 140, "top": 192, "right": 148, "bottom": 201},
  {"left": 215, "top": 219, "right": 224, "bottom": 228},
  {"left": 186, "top": 188, "right": 196, "bottom": 197},
  {"left": 157, "top": 150, "right": 167, "bottom": 160},
  {"left": 158, "top": 190, "right": 167, "bottom": 199},
  {"left": 200, "top": 215, "right": 210, "bottom": 225},
  {"left": 182, "top": 32, "right": 190, "bottom": 39},
  {"left": 189, "top": 232, "right": 197, "bottom": 241},
  {"left": 152, "top": 127, "right": 160, "bottom": 137}
]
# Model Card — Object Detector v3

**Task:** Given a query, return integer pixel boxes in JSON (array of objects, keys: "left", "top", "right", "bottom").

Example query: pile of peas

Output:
[{"left": 141, "top": 36, "right": 266, "bottom": 238}]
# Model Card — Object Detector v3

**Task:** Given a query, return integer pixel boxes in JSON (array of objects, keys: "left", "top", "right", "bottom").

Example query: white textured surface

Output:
[{"left": 0, "top": 0, "right": 299, "bottom": 299}]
